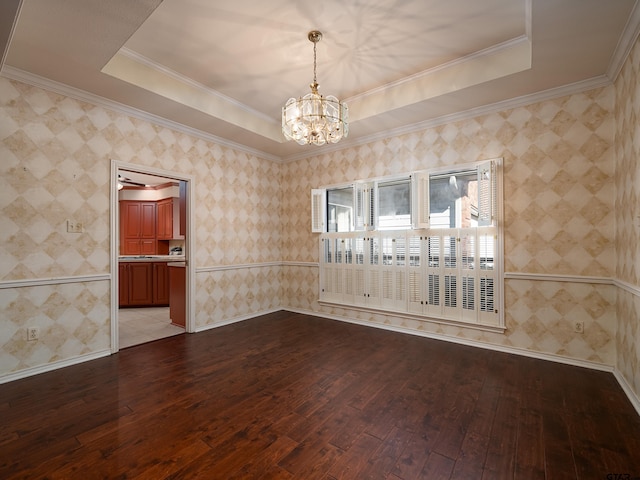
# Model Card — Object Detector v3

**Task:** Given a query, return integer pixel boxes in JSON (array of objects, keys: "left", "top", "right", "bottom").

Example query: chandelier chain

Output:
[{"left": 313, "top": 39, "right": 317, "bottom": 87}]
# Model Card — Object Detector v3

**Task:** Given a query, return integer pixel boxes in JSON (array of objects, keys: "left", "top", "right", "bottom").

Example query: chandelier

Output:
[{"left": 282, "top": 31, "right": 348, "bottom": 146}]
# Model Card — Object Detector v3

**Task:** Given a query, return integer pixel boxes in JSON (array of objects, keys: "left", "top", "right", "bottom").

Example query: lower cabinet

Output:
[
  {"left": 119, "top": 262, "right": 169, "bottom": 307},
  {"left": 153, "top": 262, "right": 170, "bottom": 305}
]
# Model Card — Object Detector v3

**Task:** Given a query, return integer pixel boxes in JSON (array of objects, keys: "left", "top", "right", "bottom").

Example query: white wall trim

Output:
[
  {"left": 0, "top": 66, "right": 281, "bottom": 163},
  {"left": 0, "top": 349, "right": 111, "bottom": 385},
  {"left": 606, "top": 0, "right": 640, "bottom": 81},
  {"left": 194, "top": 308, "right": 282, "bottom": 333},
  {"left": 615, "top": 277, "right": 640, "bottom": 297},
  {"left": 285, "top": 307, "right": 613, "bottom": 370},
  {"left": 0, "top": 274, "right": 110, "bottom": 289},
  {"left": 196, "top": 262, "right": 282, "bottom": 273},
  {"left": 614, "top": 369, "right": 640, "bottom": 416},
  {"left": 282, "top": 261, "right": 319, "bottom": 268},
  {"left": 504, "top": 272, "right": 613, "bottom": 284},
  {"left": 0, "top": 66, "right": 612, "bottom": 167},
  {"left": 316, "top": 301, "right": 506, "bottom": 334},
  {"left": 286, "top": 307, "right": 640, "bottom": 415},
  {"left": 281, "top": 75, "right": 612, "bottom": 163}
]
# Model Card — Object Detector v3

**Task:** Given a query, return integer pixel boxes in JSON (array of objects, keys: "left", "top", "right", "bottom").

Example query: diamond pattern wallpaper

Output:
[
  {"left": 280, "top": 84, "right": 618, "bottom": 366},
  {"left": 0, "top": 33, "right": 638, "bottom": 408},
  {"left": 0, "top": 77, "right": 282, "bottom": 374},
  {"left": 614, "top": 34, "right": 640, "bottom": 397}
]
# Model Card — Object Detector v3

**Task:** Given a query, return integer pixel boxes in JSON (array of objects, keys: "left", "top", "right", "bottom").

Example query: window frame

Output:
[{"left": 314, "top": 158, "right": 504, "bottom": 332}]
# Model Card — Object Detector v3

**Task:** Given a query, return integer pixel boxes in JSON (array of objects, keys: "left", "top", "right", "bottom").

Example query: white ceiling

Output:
[{"left": 1, "top": 0, "right": 639, "bottom": 161}]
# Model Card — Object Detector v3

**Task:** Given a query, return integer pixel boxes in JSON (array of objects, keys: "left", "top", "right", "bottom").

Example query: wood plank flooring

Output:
[{"left": 1, "top": 311, "right": 639, "bottom": 479}]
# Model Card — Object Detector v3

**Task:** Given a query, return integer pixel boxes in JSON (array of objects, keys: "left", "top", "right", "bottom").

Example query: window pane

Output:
[
  {"left": 327, "top": 187, "right": 353, "bottom": 232},
  {"left": 378, "top": 179, "right": 411, "bottom": 229},
  {"left": 429, "top": 171, "right": 477, "bottom": 228}
]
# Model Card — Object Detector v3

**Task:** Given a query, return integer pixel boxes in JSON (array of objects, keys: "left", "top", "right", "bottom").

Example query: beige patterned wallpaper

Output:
[
  {"left": 0, "top": 77, "right": 282, "bottom": 375},
  {"left": 280, "top": 86, "right": 618, "bottom": 367},
  {"left": 614, "top": 35, "right": 640, "bottom": 398}
]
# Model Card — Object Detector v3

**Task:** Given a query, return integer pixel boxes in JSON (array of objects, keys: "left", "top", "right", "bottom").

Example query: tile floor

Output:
[{"left": 119, "top": 307, "right": 185, "bottom": 349}]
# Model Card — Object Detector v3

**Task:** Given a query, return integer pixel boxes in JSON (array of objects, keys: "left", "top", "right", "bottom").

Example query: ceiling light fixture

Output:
[{"left": 282, "top": 31, "right": 348, "bottom": 146}]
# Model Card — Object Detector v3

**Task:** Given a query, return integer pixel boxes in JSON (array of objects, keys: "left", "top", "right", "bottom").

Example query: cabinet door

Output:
[
  {"left": 140, "top": 239, "right": 156, "bottom": 255},
  {"left": 153, "top": 262, "right": 170, "bottom": 305},
  {"left": 169, "top": 266, "right": 186, "bottom": 327},
  {"left": 122, "top": 202, "right": 142, "bottom": 238},
  {"left": 123, "top": 238, "right": 141, "bottom": 255},
  {"left": 140, "top": 202, "right": 156, "bottom": 239},
  {"left": 128, "top": 262, "right": 153, "bottom": 305},
  {"left": 157, "top": 199, "right": 173, "bottom": 239},
  {"left": 118, "top": 263, "right": 129, "bottom": 307}
]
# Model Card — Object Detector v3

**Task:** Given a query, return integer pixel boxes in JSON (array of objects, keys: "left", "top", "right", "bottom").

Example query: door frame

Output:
[{"left": 110, "top": 159, "right": 196, "bottom": 353}]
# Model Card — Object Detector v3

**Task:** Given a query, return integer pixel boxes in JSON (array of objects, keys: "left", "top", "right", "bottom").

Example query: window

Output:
[
  {"left": 429, "top": 170, "right": 478, "bottom": 228},
  {"left": 315, "top": 159, "right": 502, "bottom": 331},
  {"left": 327, "top": 187, "right": 354, "bottom": 232},
  {"left": 377, "top": 178, "right": 411, "bottom": 230}
]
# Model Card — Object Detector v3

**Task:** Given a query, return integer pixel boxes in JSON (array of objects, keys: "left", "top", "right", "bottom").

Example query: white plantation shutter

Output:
[
  {"left": 367, "top": 183, "right": 376, "bottom": 231},
  {"left": 354, "top": 182, "right": 375, "bottom": 231},
  {"left": 380, "top": 233, "right": 407, "bottom": 310},
  {"left": 317, "top": 159, "right": 502, "bottom": 330},
  {"left": 354, "top": 183, "right": 365, "bottom": 231},
  {"left": 412, "top": 172, "right": 430, "bottom": 228},
  {"left": 425, "top": 235, "right": 442, "bottom": 317},
  {"left": 353, "top": 236, "right": 367, "bottom": 305},
  {"left": 407, "top": 234, "right": 423, "bottom": 314},
  {"left": 460, "top": 229, "right": 476, "bottom": 322},
  {"left": 477, "top": 160, "right": 496, "bottom": 227},
  {"left": 343, "top": 237, "right": 355, "bottom": 304},
  {"left": 311, "top": 189, "right": 326, "bottom": 232},
  {"left": 442, "top": 231, "right": 459, "bottom": 318},
  {"left": 478, "top": 228, "right": 498, "bottom": 324},
  {"left": 367, "top": 235, "right": 381, "bottom": 307}
]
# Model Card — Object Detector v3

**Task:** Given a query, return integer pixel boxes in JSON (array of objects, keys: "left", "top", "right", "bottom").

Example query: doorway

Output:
[{"left": 110, "top": 161, "right": 194, "bottom": 352}]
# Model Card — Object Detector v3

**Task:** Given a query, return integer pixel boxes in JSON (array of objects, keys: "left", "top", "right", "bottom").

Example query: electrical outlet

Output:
[
  {"left": 573, "top": 321, "right": 584, "bottom": 334},
  {"left": 66, "top": 220, "right": 84, "bottom": 233},
  {"left": 27, "top": 327, "right": 39, "bottom": 341}
]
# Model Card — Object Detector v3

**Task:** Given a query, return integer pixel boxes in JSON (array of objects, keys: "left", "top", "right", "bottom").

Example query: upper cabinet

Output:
[
  {"left": 120, "top": 201, "right": 157, "bottom": 255},
  {"left": 156, "top": 198, "right": 173, "bottom": 240}
]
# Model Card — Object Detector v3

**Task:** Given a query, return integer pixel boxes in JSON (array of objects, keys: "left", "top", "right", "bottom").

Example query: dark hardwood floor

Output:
[{"left": 1, "top": 311, "right": 639, "bottom": 479}]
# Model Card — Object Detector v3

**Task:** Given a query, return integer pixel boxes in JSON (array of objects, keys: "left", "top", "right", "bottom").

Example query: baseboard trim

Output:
[
  {"left": 285, "top": 307, "right": 613, "bottom": 371},
  {"left": 613, "top": 369, "right": 640, "bottom": 416},
  {"left": 193, "top": 308, "right": 282, "bottom": 333},
  {"left": 287, "top": 307, "right": 640, "bottom": 416},
  {"left": 0, "top": 274, "right": 110, "bottom": 289},
  {"left": 0, "top": 349, "right": 112, "bottom": 385}
]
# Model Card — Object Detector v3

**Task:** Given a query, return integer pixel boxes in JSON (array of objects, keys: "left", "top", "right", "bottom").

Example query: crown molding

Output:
[
  {"left": 607, "top": 0, "right": 640, "bottom": 81},
  {"left": 281, "top": 74, "right": 612, "bottom": 163},
  {"left": 0, "top": 66, "right": 282, "bottom": 163},
  {"left": 0, "top": 66, "right": 615, "bottom": 166}
]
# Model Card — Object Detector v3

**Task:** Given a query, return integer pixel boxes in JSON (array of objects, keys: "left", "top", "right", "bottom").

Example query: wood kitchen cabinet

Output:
[
  {"left": 119, "top": 262, "right": 169, "bottom": 307},
  {"left": 118, "top": 263, "right": 129, "bottom": 307},
  {"left": 156, "top": 198, "right": 173, "bottom": 240},
  {"left": 169, "top": 264, "right": 186, "bottom": 327},
  {"left": 153, "top": 262, "right": 170, "bottom": 305},
  {"left": 120, "top": 201, "right": 156, "bottom": 255}
]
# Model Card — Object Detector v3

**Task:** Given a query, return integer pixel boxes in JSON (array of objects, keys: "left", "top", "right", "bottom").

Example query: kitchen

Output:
[{"left": 117, "top": 169, "right": 187, "bottom": 348}]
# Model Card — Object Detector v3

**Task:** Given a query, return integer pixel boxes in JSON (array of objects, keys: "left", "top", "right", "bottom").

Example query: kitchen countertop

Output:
[{"left": 118, "top": 255, "right": 185, "bottom": 262}]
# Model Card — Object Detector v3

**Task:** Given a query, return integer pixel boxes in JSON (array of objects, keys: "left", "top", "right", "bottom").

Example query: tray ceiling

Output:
[{"left": 2, "top": 0, "right": 638, "bottom": 160}]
